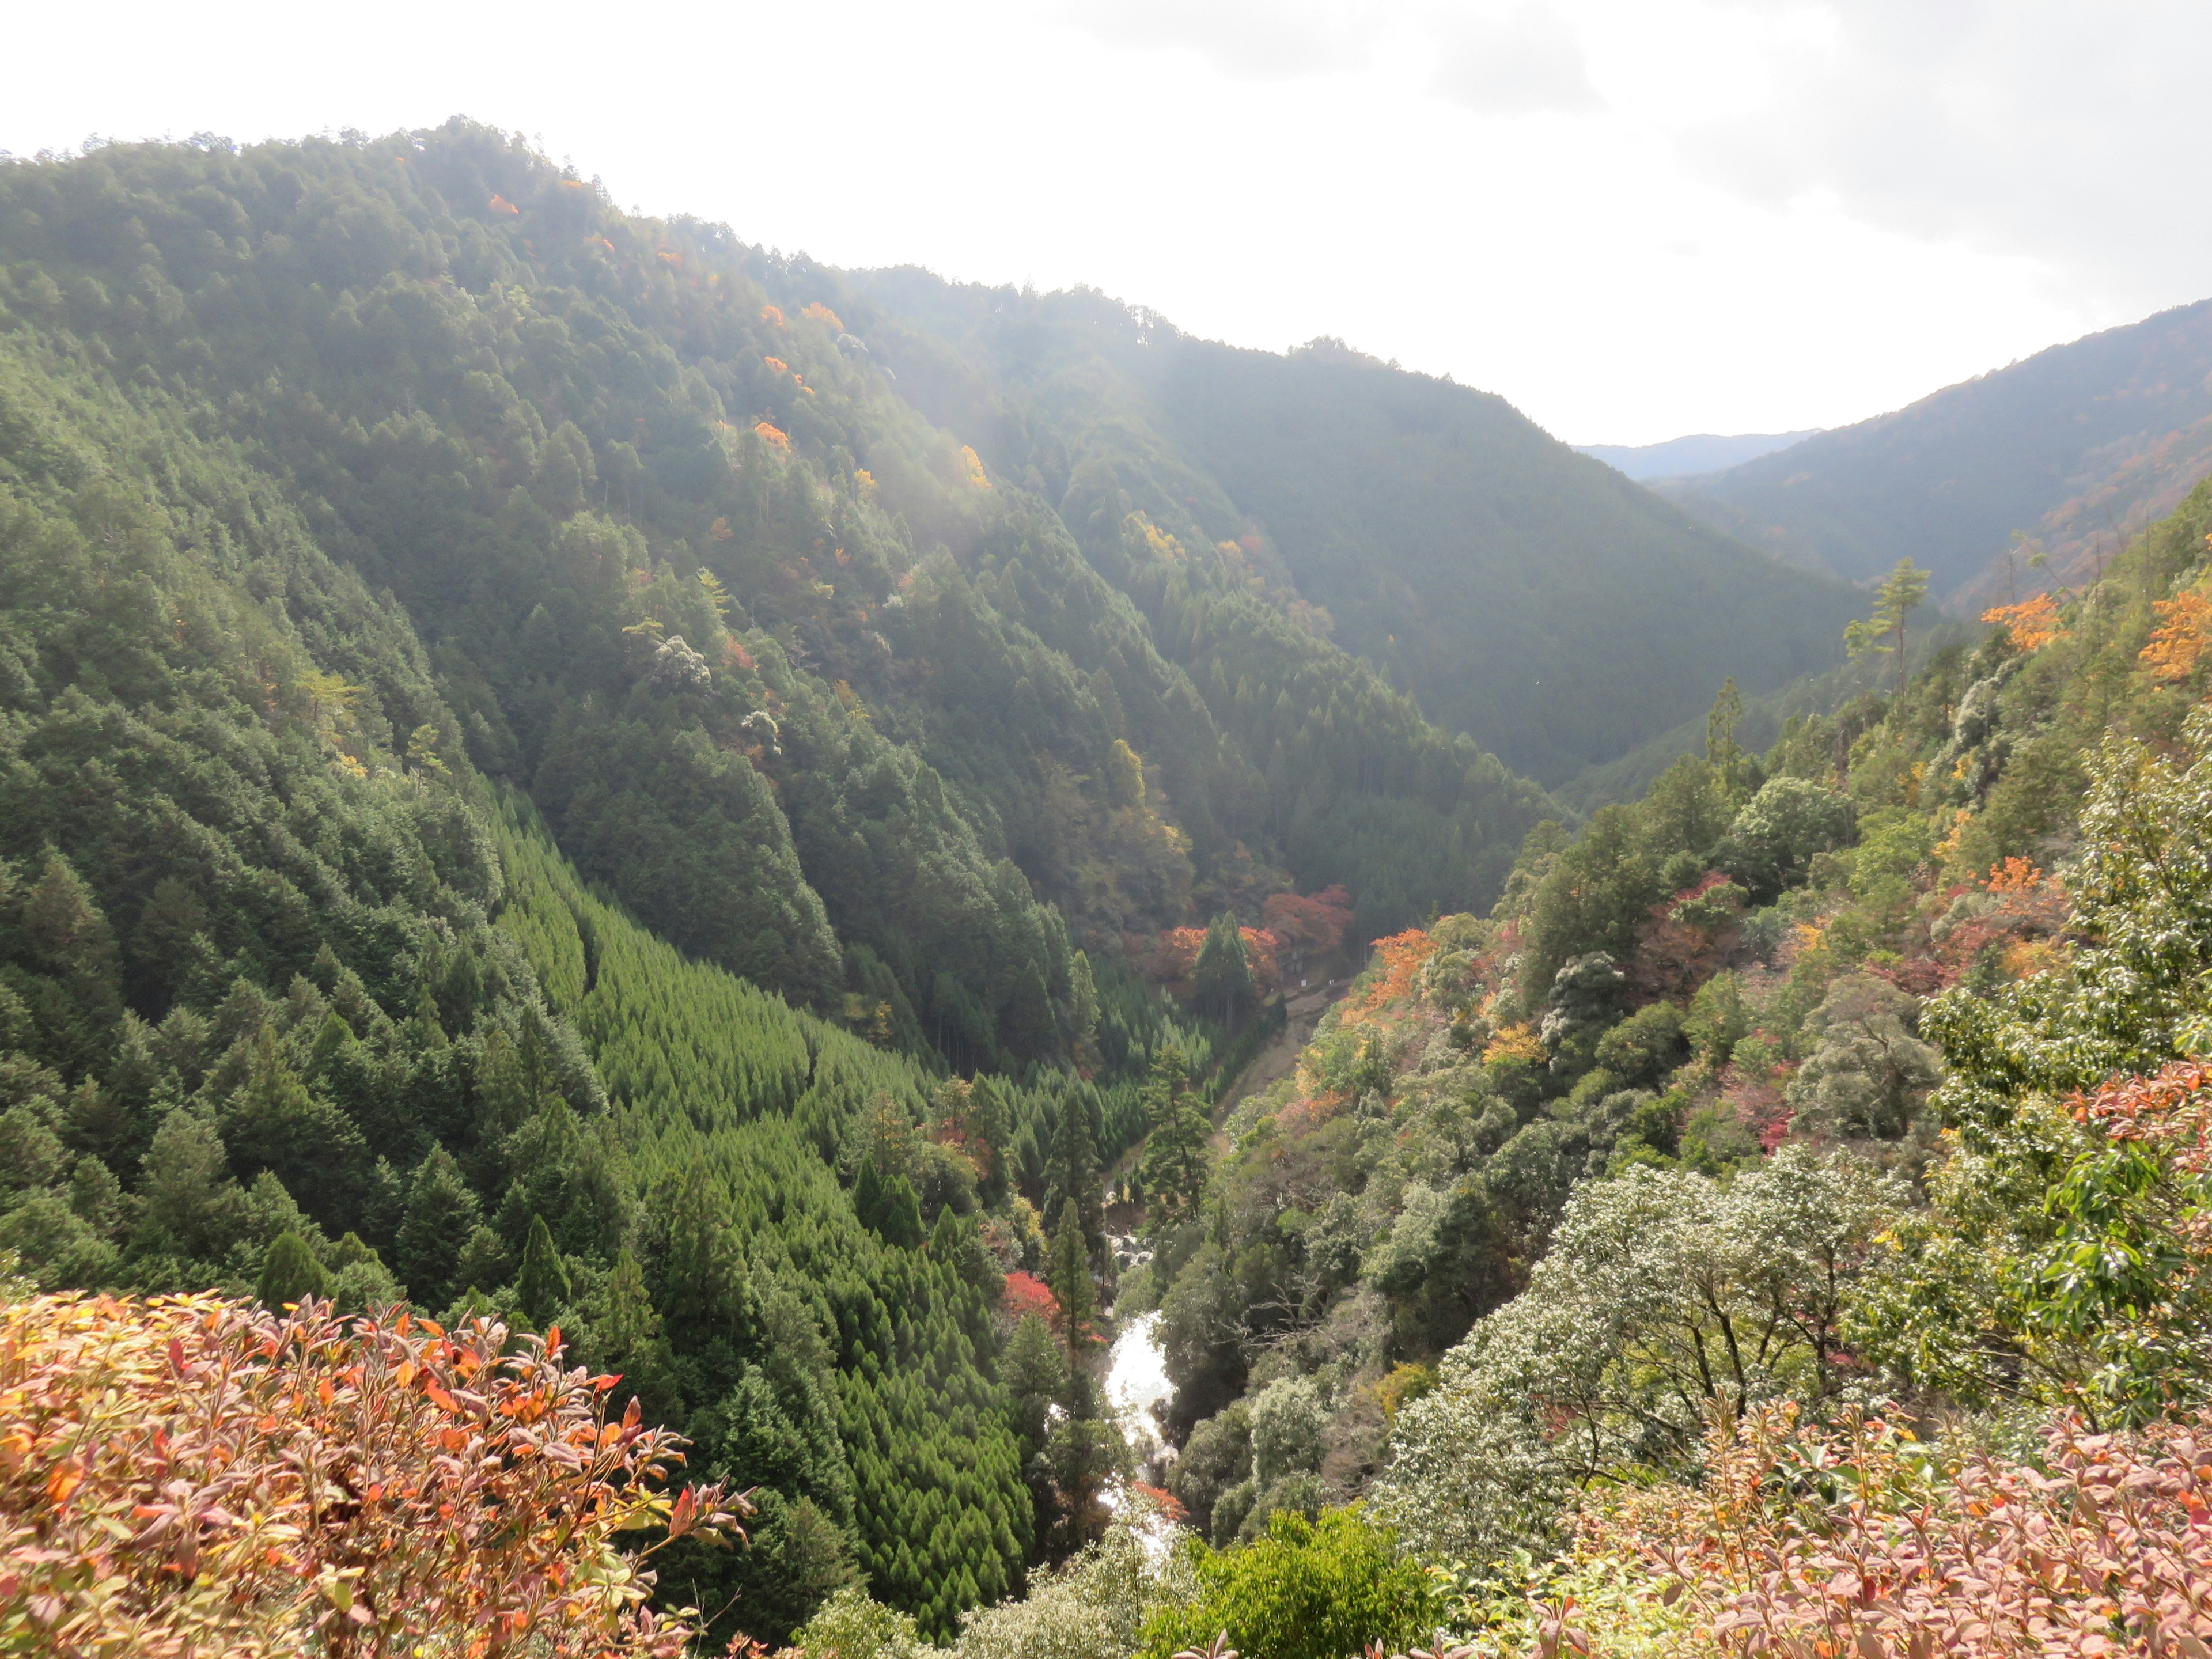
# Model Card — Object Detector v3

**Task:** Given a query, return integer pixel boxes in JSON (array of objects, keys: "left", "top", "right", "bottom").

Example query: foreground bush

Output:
[
  {"left": 1139, "top": 1508, "right": 1445, "bottom": 1659},
  {"left": 0, "top": 1290, "right": 740, "bottom": 1657},
  {"left": 1484, "top": 1402, "right": 2212, "bottom": 1657}
]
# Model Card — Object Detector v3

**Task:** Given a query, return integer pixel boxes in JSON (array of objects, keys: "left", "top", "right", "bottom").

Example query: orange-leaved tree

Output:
[{"left": 1, "top": 1291, "right": 744, "bottom": 1658}]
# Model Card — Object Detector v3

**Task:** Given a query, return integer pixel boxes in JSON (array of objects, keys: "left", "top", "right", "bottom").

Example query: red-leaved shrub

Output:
[
  {"left": 1573, "top": 1400, "right": 2212, "bottom": 1656},
  {"left": 1, "top": 1291, "right": 743, "bottom": 1658}
]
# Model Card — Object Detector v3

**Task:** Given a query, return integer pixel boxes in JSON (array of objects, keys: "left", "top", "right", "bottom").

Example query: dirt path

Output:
[{"left": 1207, "top": 980, "right": 1345, "bottom": 1149}]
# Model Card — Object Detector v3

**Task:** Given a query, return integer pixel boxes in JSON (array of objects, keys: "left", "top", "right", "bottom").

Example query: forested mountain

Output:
[
  {"left": 0, "top": 119, "right": 1544, "bottom": 1644},
  {"left": 20, "top": 115, "right": 2212, "bottom": 1659},
  {"left": 1109, "top": 466, "right": 2212, "bottom": 1608},
  {"left": 0, "top": 122, "right": 1568, "bottom": 1053},
  {"left": 843, "top": 273, "right": 1867, "bottom": 786},
  {"left": 1667, "top": 297, "right": 2212, "bottom": 606}
]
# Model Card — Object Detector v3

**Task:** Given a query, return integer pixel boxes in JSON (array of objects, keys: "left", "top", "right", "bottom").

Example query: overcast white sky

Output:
[{"left": 5, "top": 0, "right": 2206, "bottom": 445}]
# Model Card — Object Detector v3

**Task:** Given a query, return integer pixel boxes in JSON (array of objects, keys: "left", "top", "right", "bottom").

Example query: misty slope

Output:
[
  {"left": 0, "top": 123, "right": 1563, "bottom": 1057},
  {"left": 845, "top": 274, "right": 1866, "bottom": 787},
  {"left": 1666, "top": 298, "right": 2212, "bottom": 603}
]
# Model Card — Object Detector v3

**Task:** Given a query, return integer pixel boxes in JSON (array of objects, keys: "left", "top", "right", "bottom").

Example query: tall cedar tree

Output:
[
  {"left": 1139, "top": 1047, "right": 1213, "bottom": 1225},
  {"left": 1193, "top": 912, "right": 1255, "bottom": 1029},
  {"left": 1048, "top": 1198, "right": 1099, "bottom": 1355}
]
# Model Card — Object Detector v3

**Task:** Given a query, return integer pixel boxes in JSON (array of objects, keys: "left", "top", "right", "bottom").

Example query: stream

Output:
[
  {"left": 1102, "top": 1308, "right": 1179, "bottom": 1545},
  {"left": 1105, "top": 1309, "right": 1173, "bottom": 1472}
]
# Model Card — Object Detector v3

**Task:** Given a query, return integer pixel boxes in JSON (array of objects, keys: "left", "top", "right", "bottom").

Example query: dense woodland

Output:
[{"left": 9, "top": 121, "right": 2212, "bottom": 1659}]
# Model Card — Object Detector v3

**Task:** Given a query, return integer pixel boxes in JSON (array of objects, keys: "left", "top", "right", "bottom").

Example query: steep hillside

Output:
[
  {"left": 1668, "top": 297, "right": 2212, "bottom": 603},
  {"left": 0, "top": 124, "right": 1561, "bottom": 1050},
  {"left": 847, "top": 273, "right": 1867, "bottom": 786},
  {"left": 1132, "top": 471, "right": 2212, "bottom": 1570}
]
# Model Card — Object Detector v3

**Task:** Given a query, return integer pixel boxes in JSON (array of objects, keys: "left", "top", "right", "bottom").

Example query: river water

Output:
[{"left": 1105, "top": 1309, "right": 1174, "bottom": 1471}]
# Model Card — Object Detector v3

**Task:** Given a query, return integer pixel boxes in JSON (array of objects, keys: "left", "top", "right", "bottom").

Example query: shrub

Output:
[
  {"left": 1138, "top": 1507, "right": 1445, "bottom": 1659},
  {"left": 1539, "top": 1402, "right": 2212, "bottom": 1657},
  {"left": 0, "top": 1290, "right": 739, "bottom": 1657}
]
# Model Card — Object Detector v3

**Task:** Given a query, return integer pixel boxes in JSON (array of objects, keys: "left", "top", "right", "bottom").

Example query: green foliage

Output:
[
  {"left": 1138, "top": 1507, "right": 1446, "bottom": 1659},
  {"left": 1671, "top": 300, "right": 2212, "bottom": 594},
  {"left": 1844, "top": 558, "right": 1933, "bottom": 696},
  {"left": 255, "top": 1230, "right": 328, "bottom": 1309},
  {"left": 950, "top": 1518, "right": 1199, "bottom": 1659},
  {"left": 513, "top": 1213, "right": 572, "bottom": 1325},
  {"left": 1192, "top": 915, "right": 1255, "bottom": 1029},
  {"left": 1374, "top": 1146, "right": 1903, "bottom": 1565},
  {"left": 1138, "top": 1049, "right": 1213, "bottom": 1228},
  {"left": 1717, "top": 775, "right": 1855, "bottom": 903},
  {"left": 1853, "top": 706, "right": 2212, "bottom": 1422},
  {"left": 863, "top": 275, "right": 1866, "bottom": 787},
  {"left": 792, "top": 1586, "right": 934, "bottom": 1659},
  {"left": 1050, "top": 1199, "right": 1099, "bottom": 1351}
]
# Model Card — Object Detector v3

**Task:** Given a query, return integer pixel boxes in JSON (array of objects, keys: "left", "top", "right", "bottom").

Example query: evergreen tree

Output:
[
  {"left": 7, "top": 850, "right": 124, "bottom": 1078},
  {"left": 1846, "top": 557, "right": 1933, "bottom": 697},
  {"left": 1139, "top": 1047, "right": 1213, "bottom": 1226},
  {"left": 134, "top": 1110, "right": 248, "bottom": 1264},
  {"left": 395, "top": 1145, "right": 480, "bottom": 1311},
  {"left": 514, "top": 1213, "right": 573, "bottom": 1325},
  {"left": 856, "top": 1154, "right": 925, "bottom": 1249},
  {"left": 1705, "top": 676, "right": 1746, "bottom": 805},
  {"left": 1192, "top": 912, "right": 1254, "bottom": 1028},
  {"left": 256, "top": 1230, "right": 329, "bottom": 1309},
  {"left": 929, "top": 1203, "right": 997, "bottom": 1293},
  {"left": 1048, "top": 1198, "right": 1097, "bottom": 1355},
  {"left": 220, "top": 1027, "right": 370, "bottom": 1235},
  {"left": 585, "top": 1247, "right": 684, "bottom": 1429},
  {"left": 1044, "top": 1091, "right": 1104, "bottom": 1261}
]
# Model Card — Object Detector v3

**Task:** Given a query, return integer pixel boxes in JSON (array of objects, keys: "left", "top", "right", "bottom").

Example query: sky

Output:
[{"left": 5, "top": 0, "right": 2207, "bottom": 446}]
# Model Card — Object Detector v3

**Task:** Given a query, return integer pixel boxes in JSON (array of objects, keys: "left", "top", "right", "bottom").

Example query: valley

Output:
[{"left": 5, "top": 117, "right": 2212, "bottom": 1659}]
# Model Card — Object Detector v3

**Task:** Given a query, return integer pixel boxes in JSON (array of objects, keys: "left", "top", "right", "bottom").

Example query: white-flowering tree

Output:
[{"left": 1373, "top": 1145, "right": 1904, "bottom": 1564}]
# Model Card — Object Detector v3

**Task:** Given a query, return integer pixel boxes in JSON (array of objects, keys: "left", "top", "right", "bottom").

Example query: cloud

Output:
[
  {"left": 1429, "top": 3, "right": 1601, "bottom": 115},
  {"left": 1052, "top": 0, "right": 1392, "bottom": 79},
  {"left": 1676, "top": 0, "right": 2212, "bottom": 306}
]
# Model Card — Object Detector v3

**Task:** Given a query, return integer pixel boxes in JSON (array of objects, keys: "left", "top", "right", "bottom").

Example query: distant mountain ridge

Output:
[
  {"left": 850, "top": 276, "right": 1867, "bottom": 787},
  {"left": 1660, "top": 299, "right": 2212, "bottom": 605},
  {"left": 1575, "top": 430, "right": 1820, "bottom": 481}
]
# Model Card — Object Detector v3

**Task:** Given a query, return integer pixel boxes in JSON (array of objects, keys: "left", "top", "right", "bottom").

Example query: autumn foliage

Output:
[
  {"left": 1979, "top": 591, "right": 2067, "bottom": 653},
  {"left": 1569, "top": 1400, "right": 2212, "bottom": 1657},
  {"left": 1144, "top": 926, "right": 1281, "bottom": 998},
  {"left": 1260, "top": 887, "right": 1353, "bottom": 964},
  {"left": 1343, "top": 930, "right": 1435, "bottom": 1025},
  {"left": 1001, "top": 1271, "right": 1059, "bottom": 1326},
  {"left": 2142, "top": 588, "right": 2212, "bottom": 682},
  {"left": 0, "top": 1291, "right": 741, "bottom": 1658}
]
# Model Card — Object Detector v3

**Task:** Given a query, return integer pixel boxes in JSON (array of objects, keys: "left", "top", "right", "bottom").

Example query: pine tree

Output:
[
  {"left": 1044, "top": 1092, "right": 1103, "bottom": 1260},
  {"left": 1705, "top": 676, "right": 1745, "bottom": 805},
  {"left": 135, "top": 1109, "right": 247, "bottom": 1263},
  {"left": 1002, "top": 1311, "right": 1068, "bottom": 1453},
  {"left": 514, "top": 1213, "right": 572, "bottom": 1325},
  {"left": 1846, "top": 558, "right": 1933, "bottom": 698},
  {"left": 221, "top": 1027, "right": 369, "bottom": 1235},
  {"left": 13, "top": 850, "right": 123, "bottom": 1077},
  {"left": 256, "top": 1230, "right": 329, "bottom": 1309},
  {"left": 856, "top": 1154, "right": 925, "bottom": 1249}
]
